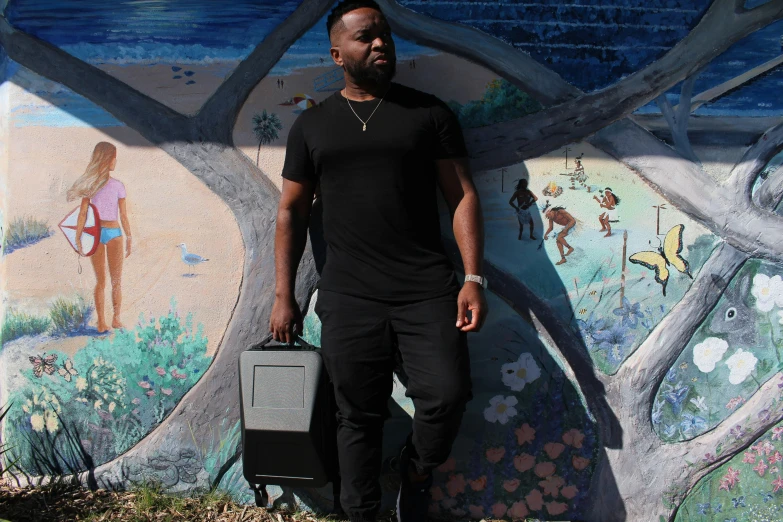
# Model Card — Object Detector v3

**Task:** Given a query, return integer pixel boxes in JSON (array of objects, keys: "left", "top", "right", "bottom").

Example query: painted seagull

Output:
[{"left": 176, "top": 243, "right": 209, "bottom": 275}]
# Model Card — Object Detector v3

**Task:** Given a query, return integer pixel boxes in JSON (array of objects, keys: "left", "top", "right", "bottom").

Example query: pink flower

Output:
[
  {"left": 546, "top": 501, "right": 568, "bottom": 515},
  {"left": 146, "top": 390, "right": 156, "bottom": 397},
  {"left": 138, "top": 380, "right": 151, "bottom": 389},
  {"left": 770, "top": 452, "right": 783, "bottom": 464},
  {"left": 719, "top": 478, "right": 731, "bottom": 491},
  {"left": 772, "top": 427, "right": 783, "bottom": 440},
  {"left": 572, "top": 456, "right": 590, "bottom": 470},
  {"left": 132, "top": 398, "right": 141, "bottom": 405},
  {"left": 762, "top": 440, "right": 776, "bottom": 455},
  {"left": 441, "top": 498, "right": 457, "bottom": 509},
  {"left": 491, "top": 503, "right": 508, "bottom": 518},
  {"left": 562, "top": 428, "right": 584, "bottom": 448},
  {"left": 486, "top": 447, "right": 506, "bottom": 463},
  {"left": 469, "top": 475, "right": 487, "bottom": 491},
  {"left": 773, "top": 476, "right": 783, "bottom": 493},
  {"left": 539, "top": 475, "right": 565, "bottom": 497},
  {"left": 754, "top": 460, "right": 768, "bottom": 477},
  {"left": 514, "top": 453, "right": 536, "bottom": 472},
  {"left": 526, "top": 489, "right": 544, "bottom": 510},
  {"left": 449, "top": 508, "right": 466, "bottom": 518},
  {"left": 161, "top": 387, "right": 173, "bottom": 396},
  {"left": 726, "top": 396, "right": 745, "bottom": 410},
  {"left": 155, "top": 367, "right": 166, "bottom": 376},
  {"left": 430, "top": 486, "right": 444, "bottom": 502},
  {"left": 721, "top": 467, "right": 740, "bottom": 490},
  {"left": 534, "top": 461, "right": 556, "bottom": 478},
  {"left": 468, "top": 505, "right": 484, "bottom": 519},
  {"left": 561, "top": 485, "right": 579, "bottom": 499},
  {"left": 446, "top": 474, "right": 466, "bottom": 497},
  {"left": 544, "top": 442, "right": 566, "bottom": 459},
  {"left": 743, "top": 452, "right": 756, "bottom": 464},
  {"left": 515, "top": 423, "right": 536, "bottom": 445},
  {"left": 436, "top": 457, "right": 456, "bottom": 473},
  {"left": 503, "top": 478, "right": 520, "bottom": 492},
  {"left": 428, "top": 502, "right": 440, "bottom": 516},
  {"left": 508, "top": 501, "right": 529, "bottom": 520},
  {"left": 173, "top": 371, "right": 187, "bottom": 380},
  {"left": 132, "top": 408, "right": 140, "bottom": 415}
]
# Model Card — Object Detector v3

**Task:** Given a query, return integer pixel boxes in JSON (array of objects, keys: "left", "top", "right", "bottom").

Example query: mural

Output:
[{"left": 2, "top": 1, "right": 783, "bottom": 521}]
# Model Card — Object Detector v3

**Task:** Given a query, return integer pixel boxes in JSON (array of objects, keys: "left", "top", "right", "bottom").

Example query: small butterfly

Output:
[
  {"left": 629, "top": 224, "right": 693, "bottom": 296},
  {"left": 29, "top": 353, "right": 58, "bottom": 378},
  {"left": 58, "top": 359, "right": 78, "bottom": 382},
  {"left": 579, "top": 308, "right": 587, "bottom": 315},
  {"left": 731, "top": 496, "right": 745, "bottom": 508},
  {"left": 697, "top": 502, "right": 710, "bottom": 514},
  {"left": 589, "top": 290, "right": 597, "bottom": 296},
  {"left": 664, "top": 384, "right": 690, "bottom": 416}
]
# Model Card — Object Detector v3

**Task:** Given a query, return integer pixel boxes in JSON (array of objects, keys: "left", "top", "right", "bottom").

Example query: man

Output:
[
  {"left": 269, "top": 1, "right": 487, "bottom": 521},
  {"left": 543, "top": 205, "right": 576, "bottom": 265}
]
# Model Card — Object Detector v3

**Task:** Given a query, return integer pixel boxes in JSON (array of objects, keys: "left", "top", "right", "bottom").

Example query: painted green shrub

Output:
[
  {"left": 3, "top": 215, "right": 51, "bottom": 254},
  {"left": 1, "top": 309, "right": 51, "bottom": 346},
  {"left": 448, "top": 79, "right": 542, "bottom": 129}
]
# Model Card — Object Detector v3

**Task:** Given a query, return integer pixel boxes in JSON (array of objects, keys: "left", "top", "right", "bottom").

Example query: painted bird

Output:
[{"left": 176, "top": 243, "right": 209, "bottom": 275}]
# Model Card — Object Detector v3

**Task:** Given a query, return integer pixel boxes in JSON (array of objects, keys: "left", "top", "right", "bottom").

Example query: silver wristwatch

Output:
[{"left": 464, "top": 274, "right": 488, "bottom": 289}]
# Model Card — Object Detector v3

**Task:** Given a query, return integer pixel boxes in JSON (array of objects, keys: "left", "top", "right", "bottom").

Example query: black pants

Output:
[{"left": 315, "top": 290, "right": 473, "bottom": 522}]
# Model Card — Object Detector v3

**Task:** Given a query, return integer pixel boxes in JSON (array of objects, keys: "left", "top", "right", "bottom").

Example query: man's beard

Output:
[{"left": 344, "top": 56, "right": 396, "bottom": 85}]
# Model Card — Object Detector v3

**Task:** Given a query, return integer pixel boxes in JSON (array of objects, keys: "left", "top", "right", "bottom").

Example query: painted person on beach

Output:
[
  {"left": 543, "top": 205, "right": 576, "bottom": 265},
  {"left": 67, "top": 142, "right": 132, "bottom": 333},
  {"left": 593, "top": 187, "right": 620, "bottom": 237},
  {"left": 509, "top": 178, "right": 538, "bottom": 240}
]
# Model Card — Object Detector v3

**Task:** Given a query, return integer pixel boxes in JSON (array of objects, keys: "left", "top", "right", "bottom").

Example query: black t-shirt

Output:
[{"left": 281, "top": 82, "right": 468, "bottom": 302}]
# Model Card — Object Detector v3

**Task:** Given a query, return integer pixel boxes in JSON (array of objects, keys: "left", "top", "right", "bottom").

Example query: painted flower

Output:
[
  {"left": 146, "top": 390, "right": 156, "bottom": 397},
  {"left": 430, "top": 486, "right": 444, "bottom": 502},
  {"left": 690, "top": 396, "right": 708, "bottom": 411},
  {"left": 75, "top": 376, "right": 88, "bottom": 391},
  {"left": 508, "top": 501, "right": 529, "bottom": 520},
  {"left": 722, "top": 467, "right": 740, "bottom": 490},
  {"left": 539, "top": 475, "right": 565, "bottom": 496},
  {"left": 484, "top": 395, "right": 518, "bottom": 424},
  {"left": 30, "top": 413, "right": 44, "bottom": 432},
  {"left": 155, "top": 366, "right": 166, "bottom": 376},
  {"left": 108, "top": 402, "right": 116, "bottom": 413},
  {"left": 770, "top": 452, "right": 783, "bottom": 464},
  {"left": 486, "top": 447, "right": 505, "bottom": 463},
  {"left": 441, "top": 498, "right": 457, "bottom": 509},
  {"left": 161, "top": 388, "right": 173, "bottom": 396},
  {"left": 534, "top": 462, "right": 556, "bottom": 478},
  {"left": 773, "top": 476, "right": 783, "bottom": 493},
  {"left": 138, "top": 380, "right": 151, "bottom": 389},
  {"left": 751, "top": 273, "right": 783, "bottom": 312},
  {"left": 725, "top": 349, "right": 758, "bottom": 384},
  {"left": 94, "top": 399, "right": 103, "bottom": 410},
  {"left": 754, "top": 460, "right": 768, "bottom": 477},
  {"left": 680, "top": 413, "right": 708, "bottom": 438},
  {"left": 613, "top": 297, "right": 644, "bottom": 328},
  {"left": 491, "top": 503, "right": 508, "bottom": 519},
  {"left": 468, "top": 505, "right": 484, "bottom": 519},
  {"left": 692, "top": 337, "right": 729, "bottom": 373},
  {"left": 577, "top": 312, "right": 606, "bottom": 349},
  {"left": 469, "top": 475, "right": 487, "bottom": 491},
  {"left": 561, "top": 485, "right": 579, "bottom": 499},
  {"left": 726, "top": 397, "right": 745, "bottom": 410},
  {"left": 729, "top": 424, "right": 746, "bottom": 440},
  {"left": 546, "top": 502, "right": 569, "bottom": 516},
  {"left": 436, "top": 457, "right": 456, "bottom": 473},
  {"left": 514, "top": 453, "right": 536, "bottom": 472},
  {"left": 743, "top": 452, "right": 756, "bottom": 464},
  {"left": 526, "top": 489, "right": 545, "bottom": 510},
  {"left": 771, "top": 466, "right": 779, "bottom": 474},
  {"left": 503, "top": 478, "right": 521, "bottom": 492},
  {"left": 593, "top": 322, "right": 632, "bottom": 358},
  {"left": 562, "top": 428, "right": 584, "bottom": 448},
  {"left": 544, "top": 442, "right": 566, "bottom": 459},
  {"left": 572, "top": 456, "right": 590, "bottom": 470},
  {"left": 446, "top": 474, "right": 466, "bottom": 497},
  {"left": 515, "top": 423, "right": 536, "bottom": 445},
  {"left": 772, "top": 427, "right": 783, "bottom": 440},
  {"left": 501, "top": 353, "right": 541, "bottom": 391},
  {"left": 45, "top": 412, "right": 59, "bottom": 434},
  {"left": 132, "top": 398, "right": 141, "bottom": 405}
]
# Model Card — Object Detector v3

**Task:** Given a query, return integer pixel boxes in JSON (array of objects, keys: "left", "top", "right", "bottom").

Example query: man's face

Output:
[{"left": 330, "top": 7, "right": 396, "bottom": 85}]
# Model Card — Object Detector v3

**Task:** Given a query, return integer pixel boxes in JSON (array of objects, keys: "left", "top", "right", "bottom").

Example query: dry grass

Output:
[{"left": 0, "top": 480, "right": 400, "bottom": 522}]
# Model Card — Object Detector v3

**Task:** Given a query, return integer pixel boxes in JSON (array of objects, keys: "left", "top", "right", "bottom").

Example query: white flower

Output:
[
  {"left": 483, "top": 395, "right": 518, "bottom": 425},
  {"left": 501, "top": 353, "right": 541, "bottom": 391},
  {"left": 690, "top": 396, "right": 707, "bottom": 412},
  {"left": 725, "top": 349, "right": 758, "bottom": 385},
  {"left": 108, "top": 402, "right": 116, "bottom": 413},
  {"left": 30, "top": 413, "right": 45, "bottom": 432},
  {"left": 94, "top": 399, "right": 103, "bottom": 410},
  {"left": 751, "top": 274, "right": 783, "bottom": 312},
  {"left": 22, "top": 405, "right": 30, "bottom": 413},
  {"left": 75, "top": 376, "right": 88, "bottom": 391},
  {"left": 693, "top": 337, "right": 729, "bottom": 373},
  {"left": 45, "top": 412, "right": 59, "bottom": 434}
]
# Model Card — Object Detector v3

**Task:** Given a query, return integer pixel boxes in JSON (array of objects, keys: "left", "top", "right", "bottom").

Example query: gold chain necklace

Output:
[{"left": 343, "top": 88, "right": 386, "bottom": 131}]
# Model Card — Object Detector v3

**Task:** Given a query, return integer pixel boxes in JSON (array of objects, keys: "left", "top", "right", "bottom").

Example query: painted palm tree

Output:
[{"left": 252, "top": 109, "right": 283, "bottom": 166}]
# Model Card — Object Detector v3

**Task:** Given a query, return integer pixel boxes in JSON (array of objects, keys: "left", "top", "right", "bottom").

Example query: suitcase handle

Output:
[{"left": 249, "top": 333, "right": 318, "bottom": 351}]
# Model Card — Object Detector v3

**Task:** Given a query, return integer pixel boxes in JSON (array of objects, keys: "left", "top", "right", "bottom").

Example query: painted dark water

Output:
[{"left": 4, "top": 0, "right": 783, "bottom": 115}]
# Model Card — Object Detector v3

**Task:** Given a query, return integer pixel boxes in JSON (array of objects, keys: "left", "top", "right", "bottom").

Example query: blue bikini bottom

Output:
[{"left": 100, "top": 227, "right": 122, "bottom": 244}]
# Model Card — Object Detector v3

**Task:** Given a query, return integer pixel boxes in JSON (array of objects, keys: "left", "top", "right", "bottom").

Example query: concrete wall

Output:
[{"left": 2, "top": 1, "right": 783, "bottom": 521}]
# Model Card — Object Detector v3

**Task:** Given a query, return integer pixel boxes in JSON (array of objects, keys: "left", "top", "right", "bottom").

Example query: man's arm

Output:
[
  {"left": 544, "top": 218, "right": 554, "bottom": 239},
  {"left": 270, "top": 178, "right": 316, "bottom": 343},
  {"left": 508, "top": 190, "right": 519, "bottom": 210},
  {"left": 436, "top": 157, "right": 487, "bottom": 332}
]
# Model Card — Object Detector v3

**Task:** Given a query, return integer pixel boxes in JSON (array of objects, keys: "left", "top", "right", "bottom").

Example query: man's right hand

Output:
[{"left": 270, "top": 296, "right": 303, "bottom": 344}]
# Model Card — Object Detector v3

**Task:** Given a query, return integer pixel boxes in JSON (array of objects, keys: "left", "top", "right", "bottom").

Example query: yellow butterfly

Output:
[{"left": 629, "top": 224, "right": 692, "bottom": 296}]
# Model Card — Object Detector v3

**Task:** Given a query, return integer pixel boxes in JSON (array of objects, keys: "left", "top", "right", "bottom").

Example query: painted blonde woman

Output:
[{"left": 66, "top": 142, "right": 132, "bottom": 333}]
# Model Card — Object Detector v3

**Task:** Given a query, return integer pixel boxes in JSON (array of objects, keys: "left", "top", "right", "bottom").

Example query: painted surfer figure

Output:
[
  {"left": 67, "top": 142, "right": 132, "bottom": 333},
  {"left": 543, "top": 205, "right": 576, "bottom": 265}
]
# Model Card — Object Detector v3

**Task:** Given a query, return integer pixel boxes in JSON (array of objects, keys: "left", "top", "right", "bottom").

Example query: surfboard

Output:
[{"left": 59, "top": 204, "right": 101, "bottom": 257}]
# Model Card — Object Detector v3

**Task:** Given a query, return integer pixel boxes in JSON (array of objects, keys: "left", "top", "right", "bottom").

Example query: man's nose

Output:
[{"left": 372, "top": 37, "right": 388, "bottom": 50}]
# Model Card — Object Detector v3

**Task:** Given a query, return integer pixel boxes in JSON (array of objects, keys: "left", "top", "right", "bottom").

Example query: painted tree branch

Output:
[
  {"left": 753, "top": 165, "right": 783, "bottom": 209},
  {"left": 195, "top": 0, "right": 334, "bottom": 143},
  {"left": 0, "top": 16, "right": 192, "bottom": 141},
  {"left": 655, "top": 71, "right": 700, "bottom": 163},
  {"left": 447, "top": 0, "right": 783, "bottom": 170},
  {"left": 725, "top": 120, "right": 783, "bottom": 200}
]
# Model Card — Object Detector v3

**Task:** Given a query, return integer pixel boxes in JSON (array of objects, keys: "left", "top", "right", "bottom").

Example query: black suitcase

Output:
[{"left": 239, "top": 335, "right": 340, "bottom": 508}]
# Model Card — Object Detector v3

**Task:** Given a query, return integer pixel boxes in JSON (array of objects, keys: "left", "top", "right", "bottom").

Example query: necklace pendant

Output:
[{"left": 362, "top": 124, "right": 367, "bottom": 131}]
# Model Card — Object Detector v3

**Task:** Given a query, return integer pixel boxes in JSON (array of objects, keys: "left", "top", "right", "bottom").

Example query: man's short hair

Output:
[{"left": 326, "top": 0, "right": 383, "bottom": 40}]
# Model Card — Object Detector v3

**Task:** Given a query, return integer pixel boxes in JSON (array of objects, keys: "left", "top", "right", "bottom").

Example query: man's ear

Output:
[{"left": 330, "top": 47, "right": 343, "bottom": 67}]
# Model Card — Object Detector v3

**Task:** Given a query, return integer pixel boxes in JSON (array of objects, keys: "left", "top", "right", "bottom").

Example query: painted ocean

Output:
[{"left": 3, "top": 0, "right": 783, "bottom": 116}]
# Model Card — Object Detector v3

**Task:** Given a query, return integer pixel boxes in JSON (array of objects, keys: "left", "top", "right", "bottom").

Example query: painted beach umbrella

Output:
[{"left": 280, "top": 93, "right": 316, "bottom": 112}]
